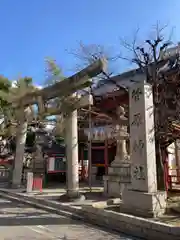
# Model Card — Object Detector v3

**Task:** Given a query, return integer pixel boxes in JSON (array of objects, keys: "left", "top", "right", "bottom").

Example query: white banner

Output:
[{"left": 84, "top": 125, "right": 115, "bottom": 140}]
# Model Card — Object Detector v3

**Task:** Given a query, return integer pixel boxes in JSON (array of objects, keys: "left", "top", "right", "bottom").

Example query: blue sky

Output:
[{"left": 0, "top": 0, "right": 180, "bottom": 86}]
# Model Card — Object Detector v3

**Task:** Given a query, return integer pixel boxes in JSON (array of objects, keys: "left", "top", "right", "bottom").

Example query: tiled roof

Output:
[{"left": 93, "top": 47, "right": 180, "bottom": 96}]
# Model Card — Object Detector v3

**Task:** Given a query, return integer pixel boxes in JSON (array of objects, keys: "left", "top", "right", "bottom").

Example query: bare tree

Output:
[
  {"left": 120, "top": 24, "right": 180, "bottom": 190},
  {"left": 68, "top": 42, "right": 123, "bottom": 91}
]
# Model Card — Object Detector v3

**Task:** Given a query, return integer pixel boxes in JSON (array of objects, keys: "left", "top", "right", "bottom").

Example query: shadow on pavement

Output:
[
  {"left": 0, "top": 200, "right": 81, "bottom": 227},
  {"left": 0, "top": 215, "right": 79, "bottom": 226},
  {"left": 36, "top": 190, "right": 107, "bottom": 207}
]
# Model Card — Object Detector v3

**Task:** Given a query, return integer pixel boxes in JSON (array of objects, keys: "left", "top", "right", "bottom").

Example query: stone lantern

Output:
[{"left": 103, "top": 106, "right": 131, "bottom": 198}]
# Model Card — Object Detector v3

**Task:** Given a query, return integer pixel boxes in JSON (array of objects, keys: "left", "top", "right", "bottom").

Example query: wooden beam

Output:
[{"left": 13, "top": 58, "right": 107, "bottom": 107}]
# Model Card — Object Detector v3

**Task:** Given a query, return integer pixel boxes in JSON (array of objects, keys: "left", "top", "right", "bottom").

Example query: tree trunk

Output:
[
  {"left": 156, "top": 141, "right": 165, "bottom": 190},
  {"left": 153, "top": 79, "right": 165, "bottom": 191},
  {"left": 11, "top": 114, "right": 28, "bottom": 188}
]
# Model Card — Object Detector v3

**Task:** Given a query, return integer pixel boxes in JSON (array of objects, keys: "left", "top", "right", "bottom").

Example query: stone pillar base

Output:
[
  {"left": 103, "top": 175, "right": 130, "bottom": 198},
  {"left": 103, "top": 163, "right": 131, "bottom": 198},
  {"left": 59, "top": 190, "right": 85, "bottom": 202},
  {"left": 121, "top": 189, "right": 167, "bottom": 218}
]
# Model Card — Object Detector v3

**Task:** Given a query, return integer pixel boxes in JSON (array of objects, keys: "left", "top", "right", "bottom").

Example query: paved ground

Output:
[{"left": 0, "top": 197, "right": 138, "bottom": 240}]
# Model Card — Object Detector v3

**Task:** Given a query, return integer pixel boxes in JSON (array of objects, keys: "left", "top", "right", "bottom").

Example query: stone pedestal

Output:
[
  {"left": 121, "top": 189, "right": 167, "bottom": 218},
  {"left": 103, "top": 162, "right": 131, "bottom": 197},
  {"left": 121, "top": 81, "right": 167, "bottom": 218}
]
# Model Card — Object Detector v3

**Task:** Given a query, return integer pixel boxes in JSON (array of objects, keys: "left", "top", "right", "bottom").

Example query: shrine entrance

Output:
[{"left": 79, "top": 140, "right": 116, "bottom": 181}]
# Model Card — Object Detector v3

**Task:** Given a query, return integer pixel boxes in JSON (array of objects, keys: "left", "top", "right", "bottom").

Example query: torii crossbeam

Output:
[{"left": 12, "top": 58, "right": 107, "bottom": 108}]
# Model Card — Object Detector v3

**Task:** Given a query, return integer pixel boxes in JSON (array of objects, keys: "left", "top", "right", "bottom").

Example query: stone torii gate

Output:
[{"left": 11, "top": 58, "right": 107, "bottom": 199}]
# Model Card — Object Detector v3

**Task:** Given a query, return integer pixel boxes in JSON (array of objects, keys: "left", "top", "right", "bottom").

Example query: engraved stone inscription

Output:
[
  {"left": 129, "top": 82, "right": 157, "bottom": 191},
  {"left": 131, "top": 113, "right": 142, "bottom": 127},
  {"left": 131, "top": 87, "right": 142, "bottom": 102},
  {"left": 133, "top": 165, "right": 145, "bottom": 180},
  {"left": 132, "top": 139, "right": 144, "bottom": 155}
]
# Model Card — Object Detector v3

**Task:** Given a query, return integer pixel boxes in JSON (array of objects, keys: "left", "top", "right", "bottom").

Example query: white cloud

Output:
[
  {"left": 11, "top": 80, "right": 17, "bottom": 88},
  {"left": 35, "top": 85, "right": 43, "bottom": 89}
]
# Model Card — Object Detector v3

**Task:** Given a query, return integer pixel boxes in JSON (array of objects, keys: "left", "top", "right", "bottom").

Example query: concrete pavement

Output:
[
  {"left": 1, "top": 187, "right": 180, "bottom": 239},
  {"left": 0, "top": 196, "right": 137, "bottom": 240}
]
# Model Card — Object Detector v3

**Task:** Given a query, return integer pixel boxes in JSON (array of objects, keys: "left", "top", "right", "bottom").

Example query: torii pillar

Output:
[
  {"left": 65, "top": 109, "right": 80, "bottom": 199},
  {"left": 63, "top": 94, "right": 93, "bottom": 201}
]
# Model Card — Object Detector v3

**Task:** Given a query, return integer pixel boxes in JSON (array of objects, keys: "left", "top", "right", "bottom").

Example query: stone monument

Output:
[
  {"left": 103, "top": 106, "right": 131, "bottom": 197},
  {"left": 30, "top": 131, "right": 45, "bottom": 182},
  {"left": 121, "top": 81, "right": 167, "bottom": 217}
]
